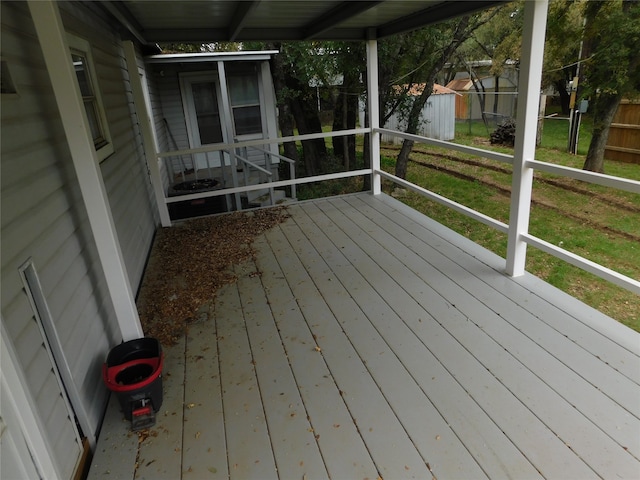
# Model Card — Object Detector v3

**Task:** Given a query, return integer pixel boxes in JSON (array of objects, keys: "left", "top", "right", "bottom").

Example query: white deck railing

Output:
[
  {"left": 155, "top": 127, "right": 640, "bottom": 296},
  {"left": 374, "top": 128, "right": 640, "bottom": 296}
]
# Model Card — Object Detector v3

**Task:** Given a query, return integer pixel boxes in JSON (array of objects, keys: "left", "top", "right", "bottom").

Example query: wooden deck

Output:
[{"left": 88, "top": 193, "right": 640, "bottom": 480}]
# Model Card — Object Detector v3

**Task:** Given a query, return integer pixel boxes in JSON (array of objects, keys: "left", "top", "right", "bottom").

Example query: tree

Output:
[
  {"left": 330, "top": 43, "right": 365, "bottom": 171},
  {"left": 470, "top": 1, "right": 584, "bottom": 116},
  {"left": 386, "top": 9, "right": 500, "bottom": 179},
  {"left": 581, "top": 0, "right": 640, "bottom": 172},
  {"left": 541, "top": 1, "right": 583, "bottom": 115}
]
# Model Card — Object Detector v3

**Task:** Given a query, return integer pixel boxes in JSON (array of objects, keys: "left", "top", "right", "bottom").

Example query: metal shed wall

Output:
[{"left": 378, "top": 93, "right": 457, "bottom": 143}]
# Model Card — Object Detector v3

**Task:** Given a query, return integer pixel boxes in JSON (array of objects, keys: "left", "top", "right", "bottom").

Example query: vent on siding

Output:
[{"left": 18, "top": 260, "right": 84, "bottom": 479}]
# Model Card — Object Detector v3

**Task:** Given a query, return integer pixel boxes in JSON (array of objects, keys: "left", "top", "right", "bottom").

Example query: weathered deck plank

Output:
[
  {"left": 296, "top": 200, "right": 590, "bottom": 479},
  {"left": 335, "top": 195, "right": 640, "bottom": 472},
  {"left": 86, "top": 396, "right": 138, "bottom": 480},
  {"left": 234, "top": 261, "right": 329, "bottom": 479},
  {"left": 339, "top": 195, "right": 640, "bottom": 461},
  {"left": 275, "top": 219, "right": 436, "bottom": 479},
  {"left": 255, "top": 232, "right": 380, "bottom": 479},
  {"left": 182, "top": 310, "right": 228, "bottom": 479},
  {"left": 88, "top": 193, "right": 640, "bottom": 480},
  {"left": 215, "top": 278, "right": 278, "bottom": 479}
]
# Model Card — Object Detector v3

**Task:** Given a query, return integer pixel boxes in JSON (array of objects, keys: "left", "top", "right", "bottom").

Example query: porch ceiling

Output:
[{"left": 103, "top": 0, "right": 503, "bottom": 44}]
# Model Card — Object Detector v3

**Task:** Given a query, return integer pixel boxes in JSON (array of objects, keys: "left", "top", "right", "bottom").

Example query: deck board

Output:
[
  {"left": 88, "top": 193, "right": 640, "bottom": 480},
  {"left": 298, "top": 199, "right": 598, "bottom": 479},
  {"left": 351, "top": 196, "right": 640, "bottom": 411},
  {"left": 134, "top": 335, "right": 185, "bottom": 479},
  {"left": 215, "top": 277, "right": 279, "bottom": 479},
  {"left": 255, "top": 232, "right": 380, "bottom": 479},
  {"left": 234, "top": 261, "right": 329, "bottom": 479},
  {"left": 272, "top": 221, "right": 430, "bottom": 478},
  {"left": 337, "top": 195, "right": 640, "bottom": 460},
  {"left": 182, "top": 309, "right": 228, "bottom": 479}
]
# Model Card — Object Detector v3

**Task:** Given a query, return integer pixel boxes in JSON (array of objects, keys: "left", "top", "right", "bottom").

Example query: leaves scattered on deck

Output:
[{"left": 137, "top": 207, "right": 290, "bottom": 346}]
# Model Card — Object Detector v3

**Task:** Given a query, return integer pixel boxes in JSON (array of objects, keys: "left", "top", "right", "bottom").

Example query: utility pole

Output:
[{"left": 567, "top": 17, "right": 587, "bottom": 154}]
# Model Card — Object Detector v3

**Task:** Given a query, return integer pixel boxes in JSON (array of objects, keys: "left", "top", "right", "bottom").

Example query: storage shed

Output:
[{"left": 376, "top": 83, "right": 459, "bottom": 143}]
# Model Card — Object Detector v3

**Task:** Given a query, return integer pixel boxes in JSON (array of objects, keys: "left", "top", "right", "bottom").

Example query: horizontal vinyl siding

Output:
[
  {"left": 1, "top": 3, "right": 157, "bottom": 474},
  {"left": 1, "top": 4, "right": 116, "bottom": 464},
  {"left": 60, "top": 3, "right": 157, "bottom": 291},
  {"left": 153, "top": 64, "right": 193, "bottom": 151}
]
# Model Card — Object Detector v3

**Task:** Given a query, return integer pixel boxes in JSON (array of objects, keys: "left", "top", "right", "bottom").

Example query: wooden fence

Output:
[{"left": 605, "top": 100, "right": 640, "bottom": 164}]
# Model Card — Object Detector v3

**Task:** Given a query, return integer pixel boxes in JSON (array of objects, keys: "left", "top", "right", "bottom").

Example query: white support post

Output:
[
  {"left": 122, "top": 41, "right": 172, "bottom": 227},
  {"left": 366, "top": 38, "right": 381, "bottom": 195},
  {"left": 217, "top": 61, "right": 243, "bottom": 209},
  {"left": 505, "top": 0, "right": 548, "bottom": 277},
  {"left": 28, "top": 1, "right": 143, "bottom": 341}
]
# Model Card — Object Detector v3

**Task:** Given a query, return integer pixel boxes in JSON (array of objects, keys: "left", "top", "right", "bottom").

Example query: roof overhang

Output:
[
  {"left": 100, "top": 0, "right": 505, "bottom": 45},
  {"left": 145, "top": 50, "right": 279, "bottom": 64}
]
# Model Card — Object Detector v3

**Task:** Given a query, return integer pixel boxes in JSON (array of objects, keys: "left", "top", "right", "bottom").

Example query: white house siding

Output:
[
  {"left": 59, "top": 2, "right": 157, "bottom": 290},
  {"left": 1, "top": 3, "right": 104, "bottom": 477},
  {"left": 146, "top": 63, "right": 190, "bottom": 189},
  {"left": 1, "top": 2, "right": 157, "bottom": 477}
]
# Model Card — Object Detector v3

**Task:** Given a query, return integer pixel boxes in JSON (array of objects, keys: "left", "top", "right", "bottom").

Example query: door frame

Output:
[{"left": 179, "top": 71, "right": 229, "bottom": 171}]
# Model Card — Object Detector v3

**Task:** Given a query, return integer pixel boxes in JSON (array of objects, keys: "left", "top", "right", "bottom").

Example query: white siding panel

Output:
[
  {"left": 60, "top": 1, "right": 158, "bottom": 291},
  {"left": 1, "top": 2, "right": 157, "bottom": 475}
]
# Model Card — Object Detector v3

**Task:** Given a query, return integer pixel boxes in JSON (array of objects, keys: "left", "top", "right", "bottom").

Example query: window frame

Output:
[
  {"left": 67, "top": 34, "right": 114, "bottom": 161},
  {"left": 228, "top": 73, "right": 263, "bottom": 136}
]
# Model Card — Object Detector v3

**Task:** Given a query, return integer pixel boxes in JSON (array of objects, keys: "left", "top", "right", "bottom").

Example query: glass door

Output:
[{"left": 182, "top": 74, "right": 228, "bottom": 172}]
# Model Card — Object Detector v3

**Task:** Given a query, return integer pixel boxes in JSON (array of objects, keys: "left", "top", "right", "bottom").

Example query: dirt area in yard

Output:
[{"left": 136, "top": 207, "right": 290, "bottom": 346}]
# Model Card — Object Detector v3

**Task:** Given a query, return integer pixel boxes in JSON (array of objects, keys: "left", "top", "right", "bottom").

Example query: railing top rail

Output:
[
  {"left": 375, "top": 128, "right": 514, "bottom": 165},
  {"left": 527, "top": 160, "right": 640, "bottom": 195},
  {"left": 157, "top": 128, "right": 370, "bottom": 158}
]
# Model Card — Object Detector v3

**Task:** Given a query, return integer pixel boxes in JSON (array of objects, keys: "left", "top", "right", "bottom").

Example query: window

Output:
[
  {"left": 228, "top": 74, "right": 262, "bottom": 135},
  {"left": 67, "top": 34, "right": 113, "bottom": 161}
]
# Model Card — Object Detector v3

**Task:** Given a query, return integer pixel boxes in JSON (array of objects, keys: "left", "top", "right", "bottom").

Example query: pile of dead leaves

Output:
[{"left": 137, "top": 207, "right": 290, "bottom": 346}]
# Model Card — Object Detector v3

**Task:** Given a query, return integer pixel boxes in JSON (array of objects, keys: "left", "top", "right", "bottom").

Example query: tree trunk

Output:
[
  {"left": 332, "top": 70, "right": 359, "bottom": 169},
  {"left": 395, "top": 80, "right": 434, "bottom": 179},
  {"left": 395, "top": 139, "right": 414, "bottom": 179},
  {"left": 268, "top": 44, "right": 298, "bottom": 164},
  {"left": 285, "top": 73, "right": 327, "bottom": 176},
  {"left": 583, "top": 93, "right": 621, "bottom": 173},
  {"left": 555, "top": 79, "right": 571, "bottom": 115}
]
